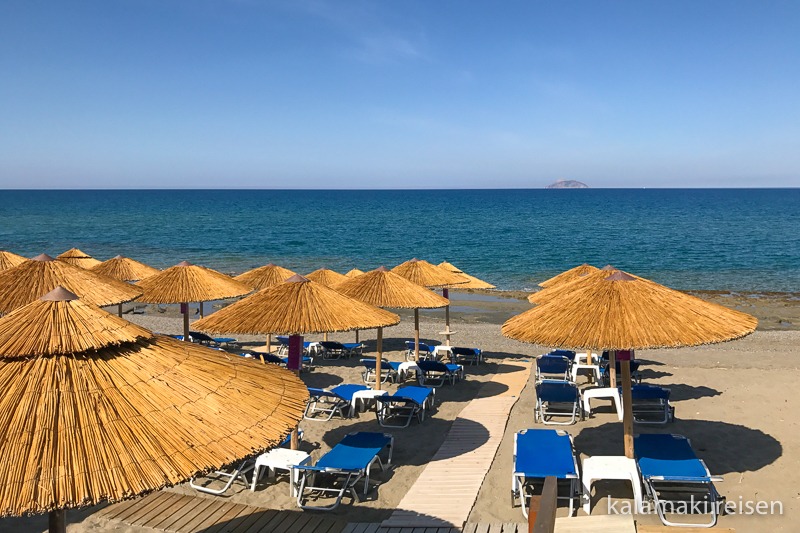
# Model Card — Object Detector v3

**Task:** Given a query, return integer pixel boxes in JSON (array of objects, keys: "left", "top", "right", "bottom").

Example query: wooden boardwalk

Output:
[
  {"left": 381, "top": 361, "right": 531, "bottom": 529},
  {"left": 96, "top": 490, "right": 347, "bottom": 532},
  {"left": 343, "top": 524, "right": 527, "bottom": 533}
]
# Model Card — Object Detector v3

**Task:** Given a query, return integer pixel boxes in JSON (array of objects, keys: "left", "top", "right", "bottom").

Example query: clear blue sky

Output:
[{"left": 1, "top": 1, "right": 798, "bottom": 189}]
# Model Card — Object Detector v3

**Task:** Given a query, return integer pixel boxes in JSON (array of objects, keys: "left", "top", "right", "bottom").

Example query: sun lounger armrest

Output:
[{"left": 294, "top": 464, "right": 361, "bottom": 474}]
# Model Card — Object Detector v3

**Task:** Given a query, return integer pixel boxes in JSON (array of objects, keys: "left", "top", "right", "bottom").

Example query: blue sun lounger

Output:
[
  {"left": 628, "top": 384, "right": 674, "bottom": 424},
  {"left": 535, "top": 380, "right": 581, "bottom": 425},
  {"left": 404, "top": 340, "right": 436, "bottom": 360},
  {"left": 247, "top": 352, "right": 314, "bottom": 371},
  {"left": 360, "top": 358, "right": 402, "bottom": 384},
  {"left": 512, "top": 429, "right": 581, "bottom": 518},
  {"left": 375, "top": 386, "right": 435, "bottom": 428},
  {"left": 535, "top": 354, "right": 572, "bottom": 381},
  {"left": 635, "top": 433, "right": 723, "bottom": 528},
  {"left": 295, "top": 432, "right": 394, "bottom": 511},
  {"left": 304, "top": 384, "right": 369, "bottom": 421},
  {"left": 416, "top": 359, "right": 464, "bottom": 386}
]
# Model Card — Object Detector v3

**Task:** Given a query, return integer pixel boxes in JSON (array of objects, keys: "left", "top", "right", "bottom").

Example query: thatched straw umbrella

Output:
[
  {"left": 392, "top": 258, "right": 468, "bottom": 355},
  {"left": 0, "top": 287, "right": 307, "bottom": 533},
  {"left": 91, "top": 255, "right": 161, "bottom": 317},
  {"left": 305, "top": 268, "right": 348, "bottom": 287},
  {"left": 334, "top": 267, "right": 449, "bottom": 389},
  {"left": 135, "top": 261, "right": 252, "bottom": 341},
  {"left": 234, "top": 263, "right": 298, "bottom": 352},
  {"left": 538, "top": 263, "right": 600, "bottom": 289},
  {"left": 438, "top": 261, "right": 496, "bottom": 290},
  {"left": 195, "top": 274, "right": 399, "bottom": 446},
  {"left": 235, "top": 263, "right": 296, "bottom": 291},
  {"left": 345, "top": 268, "right": 365, "bottom": 278},
  {"left": 502, "top": 269, "right": 757, "bottom": 458},
  {"left": 0, "top": 254, "right": 142, "bottom": 315},
  {"left": 0, "top": 250, "right": 26, "bottom": 272},
  {"left": 56, "top": 247, "right": 102, "bottom": 269},
  {"left": 528, "top": 264, "right": 614, "bottom": 305}
]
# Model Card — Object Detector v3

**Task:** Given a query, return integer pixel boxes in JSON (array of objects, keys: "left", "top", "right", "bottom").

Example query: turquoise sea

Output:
[{"left": 0, "top": 189, "right": 798, "bottom": 293}]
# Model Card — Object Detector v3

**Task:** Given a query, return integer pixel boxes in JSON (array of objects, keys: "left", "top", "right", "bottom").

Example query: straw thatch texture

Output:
[
  {"left": 334, "top": 267, "right": 449, "bottom": 309},
  {"left": 0, "top": 334, "right": 308, "bottom": 517},
  {"left": 503, "top": 270, "right": 758, "bottom": 350},
  {"left": 193, "top": 276, "right": 400, "bottom": 335},
  {"left": 528, "top": 266, "right": 614, "bottom": 305},
  {"left": 56, "top": 248, "right": 102, "bottom": 269},
  {"left": 91, "top": 255, "right": 160, "bottom": 282},
  {"left": 234, "top": 263, "right": 296, "bottom": 291},
  {"left": 392, "top": 258, "right": 469, "bottom": 288},
  {"left": 345, "top": 268, "right": 365, "bottom": 278},
  {"left": 305, "top": 268, "right": 348, "bottom": 287},
  {"left": 0, "top": 255, "right": 143, "bottom": 314},
  {"left": 0, "top": 287, "right": 152, "bottom": 356},
  {"left": 0, "top": 251, "right": 26, "bottom": 272},
  {"left": 438, "top": 261, "right": 496, "bottom": 289},
  {"left": 136, "top": 261, "right": 252, "bottom": 304},
  {"left": 538, "top": 263, "right": 600, "bottom": 289}
]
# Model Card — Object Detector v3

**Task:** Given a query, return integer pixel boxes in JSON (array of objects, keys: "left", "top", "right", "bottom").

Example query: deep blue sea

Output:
[{"left": 1, "top": 189, "right": 798, "bottom": 293}]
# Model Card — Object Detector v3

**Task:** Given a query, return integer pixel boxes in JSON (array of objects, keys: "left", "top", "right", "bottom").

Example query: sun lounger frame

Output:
[
  {"left": 375, "top": 386, "right": 435, "bottom": 428},
  {"left": 415, "top": 360, "right": 463, "bottom": 386},
  {"left": 535, "top": 380, "right": 582, "bottom": 425},
  {"left": 360, "top": 358, "right": 400, "bottom": 384},
  {"left": 295, "top": 432, "right": 394, "bottom": 511},
  {"left": 629, "top": 384, "right": 675, "bottom": 425},
  {"left": 303, "top": 385, "right": 368, "bottom": 421}
]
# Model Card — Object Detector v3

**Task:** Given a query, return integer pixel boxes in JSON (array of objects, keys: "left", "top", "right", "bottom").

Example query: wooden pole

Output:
[
  {"left": 324, "top": 332, "right": 328, "bottom": 342},
  {"left": 49, "top": 509, "right": 66, "bottom": 533},
  {"left": 183, "top": 303, "right": 190, "bottom": 341},
  {"left": 267, "top": 334, "right": 272, "bottom": 354},
  {"left": 621, "top": 359, "right": 635, "bottom": 458},
  {"left": 199, "top": 301, "right": 205, "bottom": 318},
  {"left": 530, "top": 476, "right": 558, "bottom": 533},
  {"left": 118, "top": 303, "right": 123, "bottom": 318},
  {"left": 375, "top": 327, "right": 383, "bottom": 391},
  {"left": 414, "top": 309, "right": 420, "bottom": 361},
  {"left": 442, "top": 288, "right": 451, "bottom": 346},
  {"left": 355, "top": 329, "right": 359, "bottom": 343}
]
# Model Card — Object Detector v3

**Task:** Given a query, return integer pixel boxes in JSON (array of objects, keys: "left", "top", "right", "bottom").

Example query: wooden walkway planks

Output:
[
  {"left": 96, "top": 490, "right": 348, "bottom": 533},
  {"left": 381, "top": 361, "right": 531, "bottom": 529}
]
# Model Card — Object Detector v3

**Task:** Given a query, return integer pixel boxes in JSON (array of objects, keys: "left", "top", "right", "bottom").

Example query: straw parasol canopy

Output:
[
  {"left": 538, "top": 263, "right": 600, "bottom": 289},
  {"left": 0, "top": 254, "right": 143, "bottom": 315},
  {"left": 528, "top": 264, "right": 614, "bottom": 305},
  {"left": 345, "top": 268, "right": 365, "bottom": 278},
  {"left": 234, "top": 263, "right": 297, "bottom": 291},
  {"left": 438, "top": 261, "right": 496, "bottom": 289},
  {"left": 0, "top": 287, "right": 307, "bottom": 527},
  {"left": 56, "top": 247, "right": 102, "bottom": 269},
  {"left": 0, "top": 250, "right": 26, "bottom": 272},
  {"left": 194, "top": 274, "right": 400, "bottom": 336},
  {"left": 135, "top": 261, "right": 252, "bottom": 340},
  {"left": 305, "top": 268, "right": 348, "bottom": 287},
  {"left": 393, "top": 258, "right": 469, "bottom": 349},
  {"left": 502, "top": 268, "right": 758, "bottom": 457},
  {"left": 91, "top": 255, "right": 160, "bottom": 282},
  {"left": 392, "top": 258, "right": 469, "bottom": 288},
  {"left": 333, "top": 267, "right": 448, "bottom": 388}
]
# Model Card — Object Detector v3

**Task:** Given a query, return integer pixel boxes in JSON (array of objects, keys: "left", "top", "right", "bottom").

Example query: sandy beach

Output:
[{"left": 2, "top": 292, "right": 798, "bottom": 532}]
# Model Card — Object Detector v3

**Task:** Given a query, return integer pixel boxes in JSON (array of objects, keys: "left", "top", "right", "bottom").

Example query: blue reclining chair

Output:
[
  {"left": 404, "top": 340, "right": 436, "bottom": 361},
  {"left": 548, "top": 349, "right": 577, "bottom": 361},
  {"left": 250, "top": 352, "right": 314, "bottom": 371},
  {"left": 512, "top": 429, "right": 581, "bottom": 518},
  {"left": 375, "top": 385, "right": 435, "bottom": 428},
  {"left": 295, "top": 432, "right": 394, "bottom": 511},
  {"left": 535, "top": 380, "right": 581, "bottom": 425},
  {"left": 416, "top": 359, "right": 463, "bottom": 386},
  {"left": 360, "top": 358, "right": 401, "bottom": 384},
  {"left": 635, "top": 433, "right": 723, "bottom": 528},
  {"left": 304, "top": 384, "right": 369, "bottom": 421},
  {"left": 600, "top": 360, "right": 642, "bottom": 387},
  {"left": 190, "top": 429, "right": 303, "bottom": 495},
  {"left": 535, "top": 354, "right": 572, "bottom": 381},
  {"left": 319, "top": 341, "right": 349, "bottom": 360},
  {"left": 451, "top": 346, "right": 483, "bottom": 365},
  {"left": 628, "top": 384, "right": 674, "bottom": 424}
]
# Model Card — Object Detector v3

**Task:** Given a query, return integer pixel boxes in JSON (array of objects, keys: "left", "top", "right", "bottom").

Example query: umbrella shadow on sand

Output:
[
  {"left": 301, "top": 371, "right": 344, "bottom": 389},
  {"left": 574, "top": 419, "right": 782, "bottom": 475},
  {"left": 664, "top": 383, "right": 722, "bottom": 401}
]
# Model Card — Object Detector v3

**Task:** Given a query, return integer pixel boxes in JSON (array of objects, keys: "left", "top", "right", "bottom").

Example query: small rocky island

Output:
[{"left": 545, "top": 179, "right": 589, "bottom": 189}]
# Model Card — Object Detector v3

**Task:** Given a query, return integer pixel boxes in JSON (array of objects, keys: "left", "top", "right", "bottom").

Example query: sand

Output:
[{"left": 2, "top": 294, "right": 798, "bottom": 532}]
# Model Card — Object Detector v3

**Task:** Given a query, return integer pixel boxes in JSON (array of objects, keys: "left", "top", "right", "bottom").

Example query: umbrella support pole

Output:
[
  {"left": 621, "top": 360, "right": 635, "bottom": 459},
  {"left": 267, "top": 334, "right": 272, "bottom": 354},
  {"left": 375, "top": 327, "right": 383, "bottom": 391},
  {"left": 183, "top": 303, "right": 190, "bottom": 341},
  {"left": 355, "top": 329, "right": 359, "bottom": 343},
  {"left": 414, "top": 309, "right": 420, "bottom": 361},
  {"left": 49, "top": 509, "right": 65, "bottom": 533},
  {"left": 442, "top": 288, "right": 451, "bottom": 346},
  {"left": 118, "top": 303, "right": 123, "bottom": 318}
]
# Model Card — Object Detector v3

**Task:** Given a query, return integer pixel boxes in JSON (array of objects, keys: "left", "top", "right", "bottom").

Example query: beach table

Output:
[{"left": 251, "top": 448, "right": 312, "bottom": 495}]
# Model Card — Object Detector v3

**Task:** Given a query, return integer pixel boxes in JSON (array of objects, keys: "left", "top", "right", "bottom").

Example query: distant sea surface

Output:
[{"left": 1, "top": 189, "right": 798, "bottom": 293}]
